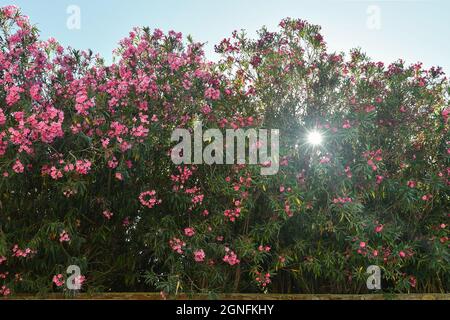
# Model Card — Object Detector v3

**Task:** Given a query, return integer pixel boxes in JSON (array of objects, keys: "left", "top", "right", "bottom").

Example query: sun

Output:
[{"left": 306, "top": 130, "right": 323, "bottom": 146}]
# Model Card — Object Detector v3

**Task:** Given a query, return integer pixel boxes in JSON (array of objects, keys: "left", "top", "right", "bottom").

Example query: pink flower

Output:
[
  {"left": 1, "top": 5, "right": 18, "bottom": 18},
  {"left": 399, "top": 251, "right": 406, "bottom": 258},
  {"left": 50, "top": 167, "right": 63, "bottom": 180},
  {"left": 194, "top": 249, "right": 205, "bottom": 262},
  {"left": 320, "top": 156, "right": 331, "bottom": 164},
  {"left": 6, "top": 85, "right": 24, "bottom": 106},
  {"left": 52, "top": 274, "right": 64, "bottom": 287},
  {"left": 169, "top": 238, "right": 186, "bottom": 254},
  {"left": 184, "top": 227, "right": 195, "bottom": 237},
  {"left": 375, "top": 224, "right": 384, "bottom": 233},
  {"left": 102, "top": 210, "right": 113, "bottom": 220},
  {"left": 407, "top": 180, "right": 417, "bottom": 188},
  {"left": 75, "top": 160, "right": 91, "bottom": 175},
  {"left": 333, "top": 197, "right": 353, "bottom": 205},
  {"left": 204, "top": 87, "right": 220, "bottom": 100},
  {"left": 280, "top": 157, "right": 289, "bottom": 166},
  {"left": 59, "top": 230, "right": 70, "bottom": 243},
  {"left": 409, "top": 276, "right": 417, "bottom": 288},
  {"left": 359, "top": 242, "right": 366, "bottom": 248},
  {"left": 201, "top": 105, "right": 212, "bottom": 114},
  {"left": 0, "top": 285, "right": 11, "bottom": 296},
  {"left": 101, "top": 138, "right": 110, "bottom": 148},
  {"left": 223, "top": 247, "right": 240, "bottom": 266},
  {"left": 30, "top": 84, "right": 41, "bottom": 101},
  {"left": 12, "top": 245, "right": 35, "bottom": 258},
  {"left": 344, "top": 166, "right": 353, "bottom": 178},
  {"left": 342, "top": 120, "right": 351, "bottom": 129},
  {"left": 376, "top": 175, "right": 384, "bottom": 184},
  {"left": 365, "top": 105, "right": 376, "bottom": 113},
  {"left": 255, "top": 271, "right": 271, "bottom": 288},
  {"left": 108, "top": 157, "right": 118, "bottom": 169},
  {"left": 12, "top": 159, "right": 24, "bottom": 173},
  {"left": 0, "top": 108, "right": 6, "bottom": 126},
  {"left": 139, "top": 190, "right": 162, "bottom": 209},
  {"left": 71, "top": 275, "right": 86, "bottom": 289},
  {"left": 122, "top": 217, "right": 130, "bottom": 227}
]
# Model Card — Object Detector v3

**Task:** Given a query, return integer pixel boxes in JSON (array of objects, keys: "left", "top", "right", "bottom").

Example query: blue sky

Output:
[{"left": 1, "top": 0, "right": 449, "bottom": 72}]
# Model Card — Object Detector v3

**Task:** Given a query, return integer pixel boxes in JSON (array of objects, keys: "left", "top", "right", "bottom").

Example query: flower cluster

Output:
[
  {"left": 255, "top": 271, "right": 271, "bottom": 288},
  {"left": 169, "top": 238, "right": 186, "bottom": 254},
  {"left": 223, "top": 248, "right": 240, "bottom": 266},
  {"left": 139, "top": 190, "right": 162, "bottom": 209}
]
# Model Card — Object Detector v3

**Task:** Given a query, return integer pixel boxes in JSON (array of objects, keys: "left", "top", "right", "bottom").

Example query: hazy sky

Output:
[{"left": 1, "top": 0, "right": 449, "bottom": 72}]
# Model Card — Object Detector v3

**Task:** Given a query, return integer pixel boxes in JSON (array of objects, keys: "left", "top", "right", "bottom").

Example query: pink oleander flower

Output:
[
  {"left": 365, "top": 105, "right": 376, "bottom": 113},
  {"left": 139, "top": 190, "right": 162, "bottom": 209},
  {"left": 407, "top": 180, "right": 417, "bottom": 188},
  {"left": 75, "top": 160, "right": 91, "bottom": 175},
  {"left": 0, "top": 285, "right": 11, "bottom": 296},
  {"left": 71, "top": 275, "right": 86, "bottom": 288},
  {"left": 184, "top": 227, "right": 195, "bottom": 237},
  {"left": 333, "top": 197, "right": 353, "bottom": 205},
  {"left": 194, "top": 249, "right": 205, "bottom": 262},
  {"left": 255, "top": 272, "right": 271, "bottom": 288},
  {"left": 284, "top": 204, "right": 293, "bottom": 217},
  {"left": 375, "top": 224, "right": 384, "bottom": 233},
  {"left": 108, "top": 157, "right": 118, "bottom": 169},
  {"left": 204, "top": 87, "right": 220, "bottom": 100},
  {"left": 52, "top": 274, "right": 64, "bottom": 287},
  {"left": 201, "top": 105, "right": 212, "bottom": 114},
  {"left": 169, "top": 238, "right": 186, "bottom": 254},
  {"left": 342, "top": 120, "right": 351, "bottom": 129},
  {"left": 102, "top": 210, "right": 113, "bottom": 220},
  {"left": 12, "top": 159, "right": 24, "bottom": 173},
  {"left": 59, "top": 230, "right": 70, "bottom": 243},
  {"left": 320, "top": 156, "right": 331, "bottom": 164},
  {"left": 344, "top": 166, "right": 353, "bottom": 178},
  {"left": 0, "top": 108, "right": 5, "bottom": 126},
  {"left": 6, "top": 85, "right": 24, "bottom": 106},
  {"left": 376, "top": 175, "right": 384, "bottom": 184},
  {"left": 409, "top": 276, "right": 417, "bottom": 288},
  {"left": 12, "top": 245, "right": 35, "bottom": 258},
  {"left": 223, "top": 247, "right": 240, "bottom": 266}
]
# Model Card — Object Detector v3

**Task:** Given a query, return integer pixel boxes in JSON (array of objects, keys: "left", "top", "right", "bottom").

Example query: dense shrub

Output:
[{"left": 0, "top": 6, "right": 448, "bottom": 296}]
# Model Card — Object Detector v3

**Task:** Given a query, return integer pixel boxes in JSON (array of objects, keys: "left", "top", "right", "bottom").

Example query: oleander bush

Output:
[{"left": 0, "top": 6, "right": 448, "bottom": 296}]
